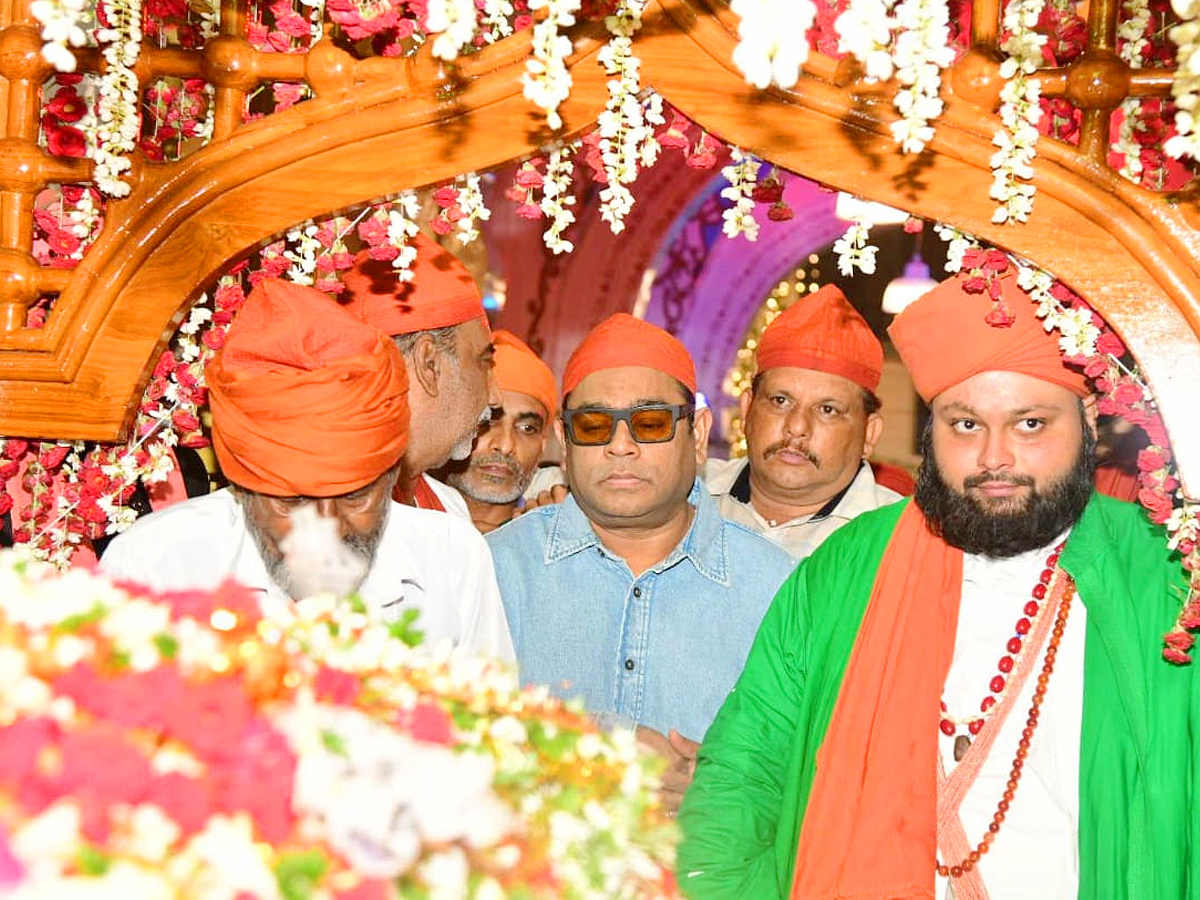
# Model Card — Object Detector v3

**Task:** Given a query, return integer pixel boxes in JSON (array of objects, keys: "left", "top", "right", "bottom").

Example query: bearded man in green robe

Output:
[{"left": 678, "top": 270, "right": 1198, "bottom": 900}]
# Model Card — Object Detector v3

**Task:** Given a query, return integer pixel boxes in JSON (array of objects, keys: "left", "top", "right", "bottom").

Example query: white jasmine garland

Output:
[
  {"left": 283, "top": 223, "right": 323, "bottom": 284},
  {"left": 479, "top": 0, "right": 516, "bottom": 43},
  {"left": 835, "top": 0, "right": 899, "bottom": 82},
  {"left": 521, "top": 0, "right": 581, "bottom": 130},
  {"left": 29, "top": 0, "right": 93, "bottom": 72},
  {"left": 453, "top": 174, "right": 492, "bottom": 244},
  {"left": 888, "top": 0, "right": 955, "bottom": 153},
  {"left": 1114, "top": 0, "right": 1151, "bottom": 182},
  {"left": 719, "top": 147, "right": 762, "bottom": 240},
  {"left": 990, "top": 0, "right": 1046, "bottom": 223},
  {"left": 729, "top": 0, "right": 817, "bottom": 89},
  {"left": 91, "top": 0, "right": 142, "bottom": 198},
  {"left": 595, "top": 0, "right": 662, "bottom": 233},
  {"left": 832, "top": 217, "right": 878, "bottom": 274},
  {"left": 386, "top": 192, "right": 422, "bottom": 280},
  {"left": 540, "top": 143, "right": 578, "bottom": 253},
  {"left": 425, "top": 0, "right": 480, "bottom": 60},
  {"left": 1166, "top": 2, "right": 1200, "bottom": 162}
]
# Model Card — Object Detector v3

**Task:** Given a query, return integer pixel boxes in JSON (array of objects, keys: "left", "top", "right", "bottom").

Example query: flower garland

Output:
[
  {"left": 832, "top": 214, "right": 879, "bottom": 274},
  {"left": 594, "top": 0, "right": 663, "bottom": 233},
  {"left": 719, "top": 148, "right": 762, "bottom": 240},
  {"left": 430, "top": 174, "right": 493, "bottom": 243},
  {"left": 1165, "top": 0, "right": 1200, "bottom": 162},
  {"left": 91, "top": 0, "right": 143, "bottom": 197},
  {"left": 729, "top": 0, "right": 817, "bottom": 90},
  {"left": 886, "top": 0, "right": 955, "bottom": 153},
  {"left": 29, "top": 0, "right": 93, "bottom": 71},
  {"left": 540, "top": 144, "right": 579, "bottom": 252},
  {"left": 426, "top": 0, "right": 481, "bottom": 59},
  {"left": 989, "top": 0, "right": 1046, "bottom": 224},
  {"left": 0, "top": 553, "right": 680, "bottom": 899},
  {"left": 520, "top": 0, "right": 581, "bottom": 130}
]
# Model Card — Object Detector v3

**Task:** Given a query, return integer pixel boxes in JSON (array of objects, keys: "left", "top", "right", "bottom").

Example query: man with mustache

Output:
[
  {"left": 100, "top": 277, "right": 514, "bottom": 661},
  {"left": 487, "top": 314, "right": 794, "bottom": 814},
  {"left": 338, "top": 234, "right": 501, "bottom": 516},
  {"left": 706, "top": 285, "right": 904, "bottom": 561},
  {"left": 440, "top": 331, "right": 558, "bottom": 534},
  {"left": 679, "top": 272, "right": 1196, "bottom": 900}
]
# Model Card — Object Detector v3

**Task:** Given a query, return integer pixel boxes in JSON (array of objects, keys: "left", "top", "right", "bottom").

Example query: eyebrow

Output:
[
  {"left": 939, "top": 402, "right": 1061, "bottom": 416},
  {"left": 515, "top": 411, "right": 546, "bottom": 426}
]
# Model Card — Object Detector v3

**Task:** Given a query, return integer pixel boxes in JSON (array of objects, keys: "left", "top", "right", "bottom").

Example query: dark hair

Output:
[{"left": 749, "top": 372, "right": 881, "bottom": 415}]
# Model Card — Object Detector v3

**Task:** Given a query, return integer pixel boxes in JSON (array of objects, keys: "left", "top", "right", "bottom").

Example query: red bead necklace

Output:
[
  {"left": 938, "top": 541, "right": 1066, "bottom": 761},
  {"left": 936, "top": 571, "right": 1075, "bottom": 878}
]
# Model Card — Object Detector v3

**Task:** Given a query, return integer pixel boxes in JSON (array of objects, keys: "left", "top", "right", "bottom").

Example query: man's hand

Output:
[
  {"left": 636, "top": 726, "right": 700, "bottom": 815},
  {"left": 515, "top": 484, "right": 569, "bottom": 516}
]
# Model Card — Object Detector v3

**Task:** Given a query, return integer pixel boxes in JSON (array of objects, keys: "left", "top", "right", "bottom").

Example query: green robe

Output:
[{"left": 678, "top": 494, "right": 1200, "bottom": 900}]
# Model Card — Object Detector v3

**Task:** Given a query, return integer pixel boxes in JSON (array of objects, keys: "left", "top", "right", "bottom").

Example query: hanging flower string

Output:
[
  {"left": 541, "top": 144, "right": 579, "bottom": 252},
  {"left": 520, "top": 0, "right": 581, "bottom": 130},
  {"left": 595, "top": 1, "right": 663, "bottom": 233},
  {"left": 832, "top": 214, "right": 879, "bottom": 275},
  {"left": 719, "top": 148, "right": 762, "bottom": 240},
  {"left": 1166, "top": 0, "right": 1200, "bottom": 162},
  {"left": 91, "top": 0, "right": 143, "bottom": 197}
]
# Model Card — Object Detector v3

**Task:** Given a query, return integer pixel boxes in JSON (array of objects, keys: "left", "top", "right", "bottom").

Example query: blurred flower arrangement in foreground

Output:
[{"left": 0, "top": 551, "right": 679, "bottom": 899}]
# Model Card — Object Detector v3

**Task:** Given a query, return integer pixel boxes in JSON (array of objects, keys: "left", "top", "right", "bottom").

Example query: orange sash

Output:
[{"left": 790, "top": 502, "right": 962, "bottom": 900}]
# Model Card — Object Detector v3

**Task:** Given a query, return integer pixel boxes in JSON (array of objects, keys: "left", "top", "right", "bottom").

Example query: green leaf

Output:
[
  {"left": 76, "top": 844, "right": 111, "bottom": 876},
  {"left": 388, "top": 607, "right": 425, "bottom": 648},
  {"left": 275, "top": 850, "right": 329, "bottom": 900},
  {"left": 320, "top": 728, "right": 348, "bottom": 756},
  {"left": 56, "top": 602, "right": 107, "bottom": 633},
  {"left": 153, "top": 633, "right": 179, "bottom": 659}
]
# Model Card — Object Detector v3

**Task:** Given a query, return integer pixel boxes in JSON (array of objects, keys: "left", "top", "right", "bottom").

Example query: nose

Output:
[
  {"left": 312, "top": 497, "right": 347, "bottom": 537},
  {"left": 490, "top": 417, "right": 516, "bottom": 454},
  {"left": 485, "top": 366, "right": 503, "bottom": 410},
  {"left": 782, "top": 406, "right": 812, "bottom": 439},
  {"left": 605, "top": 418, "right": 639, "bottom": 456},
  {"left": 978, "top": 428, "right": 1015, "bottom": 472}
]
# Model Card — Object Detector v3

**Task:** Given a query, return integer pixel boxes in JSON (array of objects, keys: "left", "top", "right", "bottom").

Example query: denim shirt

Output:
[{"left": 487, "top": 479, "right": 796, "bottom": 741}]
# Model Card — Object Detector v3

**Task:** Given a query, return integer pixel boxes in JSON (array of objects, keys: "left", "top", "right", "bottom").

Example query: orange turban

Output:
[
  {"left": 887, "top": 272, "right": 1090, "bottom": 403},
  {"left": 337, "top": 234, "right": 486, "bottom": 336},
  {"left": 493, "top": 330, "right": 557, "bottom": 416},
  {"left": 207, "top": 278, "right": 410, "bottom": 497},
  {"left": 561, "top": 313, "right": 697, "bottom": 398},
  {"left": 755, "top": 285, "right": 883, "bottom": 391}
]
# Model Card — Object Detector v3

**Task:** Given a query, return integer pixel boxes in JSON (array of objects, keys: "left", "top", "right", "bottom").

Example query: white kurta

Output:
[
  {"left": 937, "top": 536, "right": 1086, "bottom": 899},
  {"left": 420, "top": 473, "right": 471, "bottom": 519},
  {"left": 99, "top": 488, "right": 515, "bottom": 664}
]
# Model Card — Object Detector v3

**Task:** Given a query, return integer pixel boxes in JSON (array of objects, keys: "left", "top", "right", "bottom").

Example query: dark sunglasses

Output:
[{"left": 562, "top": 403, "right": 695, "bottom": 446}]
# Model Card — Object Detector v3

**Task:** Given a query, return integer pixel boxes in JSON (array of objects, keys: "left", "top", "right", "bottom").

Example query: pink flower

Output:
[
  {"left": 1137, "top": 447, "right": 1167, "bottom": 472},
  {"left": 1096, "top": 331, "right": 1125, "bottom": 357},
  {"left": 431, "top": 216, "right": 455, "bottom": 235},
  {"left": 333, "top": 879, "right": 392, "bottom": 900},
  {"left": 273, "top": 83, "right": 306, "bottom": 110},
  {"left": 46, "top": 227, "right": 81, "bottom": 257},
  {"left": 1179, "top": 602, "right": 1200, "bottom": 631},
  {"left": 4, "top": 440, "right": 30, "bottom": 460},
  {"left": 1164, "top": 629, "right": 1195, "bottom": 652},
  {"left": 38, "top": 445, "right": 70, "bottom": 469},
  {"left": 433, "top": 186, "right": 460, "bottom": 207},
  {"left": 165, "top": 677, "right": 254, "bottom": 762},
  {"left": 1112, "top": 381, "right": 1143, "bottom": 406},
  {"left": 515, "top": 203, "right": 542, "bottom": 220},
  {"left": 1137, "top": 486, "right": 1174, "bottom": 524},
  {"left": 45, "top": 90, "right": 87, "bottom": 123},
  {"left": 315, "top": 666, "right": 361, "bottom": 705},
  {"left": 406, "top": 702, "right": 454, "bottom": 745},
  {"left": 213, "top": 718, "right": 297, "bottom": 842},
  {"left": 1163, "top": 645, "right": 1192, "bottom": 665}
]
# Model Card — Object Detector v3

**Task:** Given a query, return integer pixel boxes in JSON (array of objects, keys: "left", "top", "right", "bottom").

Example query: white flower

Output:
[
  {"left": 170, "top": 814, "right": 282, "bottom": 900},
  {"left": 521, "top": 0, "right": 581, "bottom": 129},
  {"left": 729, "top": 0, "right": 817, "bottom": 89},
  {"left": 833, "top": 219, "right": 878, "bottom": 275},
  {"left": 541, "top": 144, "right": 577, "bottom": 253},
  {"left": 719, "top": 147, "right": 762, "bottom": 241}
]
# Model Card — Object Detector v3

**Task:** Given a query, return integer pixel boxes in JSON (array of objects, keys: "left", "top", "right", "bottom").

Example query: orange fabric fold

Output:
[
  {"left": 207, "top": 278, "right": 410, "bottom": 498},
  {"left": 493, "top": 330, "right": 557, "bottom": 416},
  {"left": 560, "top": 313, "right": 696, "bottom": 398},
  {"left": 887, "top": 272, "right": 1090, "bottom": 403},
  {"left": 791, "top": 502, "right": 963, "bottom": 900},
  {"left": 337, "top": 236, "right": 486, "bottom": 336},
  {"left": 756, "top": 285, "right": 883, "bottom": 391}
]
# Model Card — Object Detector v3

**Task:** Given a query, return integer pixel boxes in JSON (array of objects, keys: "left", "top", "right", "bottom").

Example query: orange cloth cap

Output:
[
  {"left": 561, "top": 313, "right": 697, "bottom": 399},
  {"left": 887, "top": 271, "right": 1090, "bottom": 403},
  {"left": 337, "top": 234, "right": 486, "bottom": 336},
  {"left": 493, "top": 330, "right": 558, "bottom": 417},
  {"left": 207, "top": 277, "right": 410, "bottom": 497},
  {"left": 755, "top": 284, "right": 883, "bottom": 391}
]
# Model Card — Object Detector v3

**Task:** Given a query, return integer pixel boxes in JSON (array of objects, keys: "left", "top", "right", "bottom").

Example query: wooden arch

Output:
[{"left": 1, "top": 0, "right": 1199, "bottom": 486}]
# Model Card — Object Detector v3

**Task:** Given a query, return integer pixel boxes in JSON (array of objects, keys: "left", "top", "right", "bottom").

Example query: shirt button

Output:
[
  {"left": 624, "top": 658, "right": 636, "bottom": 671},
  {"left": 632, "top": 586, "right": 642, "bottom": 598}
]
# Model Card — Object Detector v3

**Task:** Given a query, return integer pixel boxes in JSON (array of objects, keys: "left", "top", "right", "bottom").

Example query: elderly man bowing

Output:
[
  {"left": 101, "top": 277, "right": 514, "bottom": 662},
  {"left": 487, "top": 314, "right": 793, "bottom": 812}
]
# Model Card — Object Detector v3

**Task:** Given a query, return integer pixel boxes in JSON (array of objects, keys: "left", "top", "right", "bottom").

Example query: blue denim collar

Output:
[{"left": 544, "top": 478, "right": 730, "bottom": 587}]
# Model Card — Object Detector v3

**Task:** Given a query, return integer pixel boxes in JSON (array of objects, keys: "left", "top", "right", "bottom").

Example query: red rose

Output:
[
  {"left": 1137, "top": 447, "right": 1167, "bottom": 472},
  {"left": 4, "top": 440, "right": 29, "bottom": 460},
  {"left": 1096, "top": 331, "right": 1125, "bottom": 357},
  {"left": 1137, "top": 487, "right": 1174, "bottom": 524},
  {"left": 45, "top": 124, "right": 87, "bottom": 158},
  {"left": 750, "top": 177, "right": 783, "bottom": 204},
  {"left": 984, "top": 302, "right": 1016, "bottom": 328},
  {"left": 38, "top": 445, "right": 70, "bottom": 469},
  {"left": 433, "top": 185, "right": 460, "bottom": 207},
  {"left": 0, "top": 494, "right": 11, "bottom": 516},
  {"left": 1112, "top": 381, "right": 1144, "bottom": 406},
  {"left": 767, "top": 202, "right": 794, "bottom": 222},
  {"left": 45, "top": 90, "right": 86, "bottom": 123},
  {"left": 431, "top": 215, "right": 455, "bottom": 235}
]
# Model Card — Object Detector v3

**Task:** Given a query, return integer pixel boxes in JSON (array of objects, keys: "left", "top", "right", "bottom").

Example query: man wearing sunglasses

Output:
[
  {"left": 486, "top": 314, "right": 794, "bottom": 814},
  {"left": 706, "top": 285, "right": 905, "bottom": 561}
]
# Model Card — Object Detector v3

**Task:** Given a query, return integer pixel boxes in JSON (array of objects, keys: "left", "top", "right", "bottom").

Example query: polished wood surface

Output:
[{"left": 0, "top": 0, "right": 1198, "bottom": 490}]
